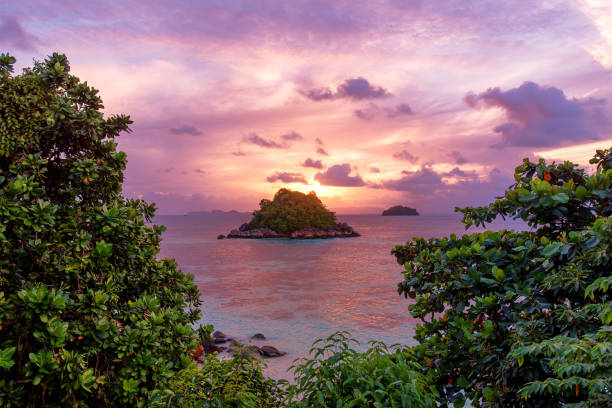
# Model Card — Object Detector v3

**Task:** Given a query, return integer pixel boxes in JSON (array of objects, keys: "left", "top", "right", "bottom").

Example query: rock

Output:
[
  {"left": 251, "top": 333, "right": 266, "bottom": 340},
  {"left": 239, "top": 222, "right": 251, "bottom": 232},
  {"left": 260, "top": 345, "right": 286, "bottom": 357},
  {"left": 213, "top": 330, "right": 227, "bottom": 339},
  {"left": 213, "top": 337, "right": 227, "bottom": 344},
  {"left": 202, "top": 340, "right": 225, "bottom": 354},
  {"left": 217, "top": 234, "right": 225, "bottom": 239}
]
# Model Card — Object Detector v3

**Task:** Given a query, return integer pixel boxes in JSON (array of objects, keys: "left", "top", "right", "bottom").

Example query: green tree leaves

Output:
[
  {"left": 0, "top": 54, "right": 202, "bottom": 406},
  {"left": 393, "top": 148, "right": 611, "bottom": 407}
]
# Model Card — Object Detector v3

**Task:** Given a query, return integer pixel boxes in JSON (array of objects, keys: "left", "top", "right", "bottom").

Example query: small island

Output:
[
  {"left": 381, "top": 205, "right": 419, "bottom": 216},
  {"left": 224, "top": 188, "right": 359, "bottom": 239}
]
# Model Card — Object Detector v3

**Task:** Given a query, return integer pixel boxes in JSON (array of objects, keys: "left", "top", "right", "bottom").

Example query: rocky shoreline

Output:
[
  {"left": 219, "top": 222, "right": 360, "bottom": 239},
  {"left": 194, "top": 330, "right": 287, "bottom": 361}
]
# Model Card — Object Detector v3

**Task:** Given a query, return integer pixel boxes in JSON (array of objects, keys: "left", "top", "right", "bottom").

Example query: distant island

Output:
[
  {"left": 382, "top": 205, "right": 419, "bottom": 216},
  {"left": 221, "top": 188, "right": 359, "bottom": 239},
  {"left": 187, "top": 209, "right": 246, "bottom": 216}
]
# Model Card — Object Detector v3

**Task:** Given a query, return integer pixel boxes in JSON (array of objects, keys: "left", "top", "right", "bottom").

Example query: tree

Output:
[
  {"left": 249, "top": 188, "right": 337, "bottom": 233},
  {"left": 0, "top": 53, "right": 202, "bottom": 406},
  {"left": 393, "top": 149, "right": 611, "bottom": 407}
]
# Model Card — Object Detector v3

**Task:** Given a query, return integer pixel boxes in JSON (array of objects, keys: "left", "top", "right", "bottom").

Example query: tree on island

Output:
[
  {"left": 0, "top": 53, "right": 204, "bottom": 406},
  {"left": 382, "top": 205, "right": 419, "bottom": 216},
  {"left": 249, "top": 188, "right": 337, "bottom": 233}
]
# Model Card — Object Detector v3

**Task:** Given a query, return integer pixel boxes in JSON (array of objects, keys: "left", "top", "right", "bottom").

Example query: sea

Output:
[{"left": 156, "top": 213, "right": 525, "bottom": 380}]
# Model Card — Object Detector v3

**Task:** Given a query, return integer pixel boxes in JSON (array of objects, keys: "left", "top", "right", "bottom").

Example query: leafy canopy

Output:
[
  {"left": 393, "top": 148, "right": 611, "bottom": 407},
  {"left": 0, "top": 53, "right": 202, "bottom": 406},
  {"left": 249, "top": 188, "right": 337, "bottom": 233}
]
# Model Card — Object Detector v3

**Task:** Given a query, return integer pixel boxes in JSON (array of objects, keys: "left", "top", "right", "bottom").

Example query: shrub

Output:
[
  {"left": 249, "top": 188, "right": 337, "bottom": 233},
  {"left": 285, "top": 331, "right": 439, "bottom": 407},
  {"left": 150, "top": 354, "right": 284, "bottom": 408},
  {"left": 0, "top": 53, "right": 202, "bottom": 406},
  {"left": 393, "top": 148, "right": 611, "bottom": 407}
]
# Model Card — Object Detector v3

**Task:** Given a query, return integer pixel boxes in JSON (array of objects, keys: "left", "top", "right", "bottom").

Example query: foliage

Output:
[
  {"left": 392, "top": 148, "right": 611, "bottom": 407},
  {"left": 249, "top": 188, "right": 337, "bottom": 233},
  {"left": 150, "top": 355, "right": 284, "bottom": 408},
  {"left": 285, "top": 331, "right": 438, "bottom": 407},
  {"left": 0, "top": 53, "right": 202, "bottom": 406},
  {"left": 382, "top": 205, "right": 419, "bottom": 216}
]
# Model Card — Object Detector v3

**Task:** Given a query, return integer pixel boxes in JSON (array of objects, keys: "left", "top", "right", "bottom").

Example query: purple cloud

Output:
[
  {"left": 281, "top": 131, "right": 303, "bottom": 141},
  {"left": 377, "top": 166, "right": 444, "bottom": 194},
  {"left": 355, "top": 103, "right": 413, "bottom": 120},
  {"left": 464, "top": 81, "right": 608, "bottom": 148},
  {"left": 317, "top": 147, "right": 329, "bottom": 156},
  {"left": 385, "top": 103, "right": 413, "bottom": 117},
  {"left": 301, "top": 77, "right": 391, "bottom": 102},
  {"left": 243, "top": 133, "right": 285, "bottom": 148},
  {"left": 169, "top": 124, "right": 203, "bottom": 136},
  {"left": 370, "top": 166, "right": 381, "bottom": 173},
  {"left": 315, "top": 138, "right": 324, "bottom": 145},
  {"left": 392, "top": 150, "right": 418, "bottom": 163},
  {"left": 194, "top": 169, "right": 205, "bottom": 174},
  {"left": 449, "top": 150, "right": 468, "bottom": 164},
  {"left": 266, "top": 172, "right": 308, "bottom": 184},
  {"left": 302, "top": 158, "right": 323, "bottom": 169},
  {"left": 315, "top": 164, "right": 365, "bottom": 187},
  {"left": 0, "top": 16, "right": 38, "bottom": 51}
]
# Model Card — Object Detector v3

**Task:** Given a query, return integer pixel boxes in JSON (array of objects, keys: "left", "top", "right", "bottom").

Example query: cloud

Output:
[
  {"left": 464, "top": 81, "right": 609, "bottom": 148},
  {"left": 370, "top": 166, "right": 380, "bottom": 173},
  {"left": 378, "top": 166, "right": 442, "bottom": 194},
  {"left": 266, "top": 172, "right": 308, "bottom": 184},
  {"left": 232, "top": 150, "right": 247, "bottom": 156},
  {"left": 169, "top": 124, "right": 203, "bottom": 136},
  {"left": 449, "top": 150, "right": 468, "bottom": 164},
  {"left": 281, "top": 131, "right": 303, "bottom": 141},
  {"left": 385, "top": 103, "right": 413, "bottom": 117},
  {"left": 354, "top": 106, "right": 377, "bottom": 121},
  {"left": 301, "top": 77, "right": 391, "bottom": 102},
  {"left": 0, "top": 16, "right": 38, "bottom": 51},
  {"left": 163, "top": 167, "right": 174, "bottom": 173},
  {"left": 315, "top": 138, "right": 324, "bottom": 145},
  {"left": 302, "top": 158, "right": 323, "bottom": 169},
  {"left": 194, "top": 169, "right": 205, "bottom": 174},
  {"left": 243, "top": 133, "right": 285, "bottom": 148},
  {"left": 392, "top": 150, "right": 419, "bottom": 163},
  {"left": 354, "top": 103, "right": 413, "bottom": 120},
  {"left": 315, "top": 164, "right": 365, "bottom": 187},
  {"left": 442, "top": 167, "right": 476, "bottom": 179},
  {"left": 317, "top": 147, "right": 329, "bottom": 156}
]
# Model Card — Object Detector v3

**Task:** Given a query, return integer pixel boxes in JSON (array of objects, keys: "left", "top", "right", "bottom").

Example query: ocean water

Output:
[{"left": 156, "top": 213, "right": 524, "bottom": 379}]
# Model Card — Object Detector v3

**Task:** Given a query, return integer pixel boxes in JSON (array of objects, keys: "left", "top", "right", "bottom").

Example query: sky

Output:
[{"left": 2, "top": 0, "right": 612, "bottom": 214}]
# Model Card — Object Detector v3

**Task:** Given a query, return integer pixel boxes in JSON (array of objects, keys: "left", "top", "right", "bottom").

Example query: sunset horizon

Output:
[{"left": 3, "top": 1, "right": 611, "bottom": 215}]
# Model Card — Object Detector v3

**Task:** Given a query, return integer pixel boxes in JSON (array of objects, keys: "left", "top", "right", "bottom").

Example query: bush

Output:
[
  {"left": 249, "top": 188, "right": 337, "bottom": 233},
  {"left": 0, "top": 53, "right": 202, "bottom": 406},
  {"left": 393, "top": 148, "right": 611, "bottom": 407},
  {"left": 150, "top": 354, "right": 284, "bottom": 408},
  {"left": 285, "top": 331, "right": 438, "bottom": 407}
]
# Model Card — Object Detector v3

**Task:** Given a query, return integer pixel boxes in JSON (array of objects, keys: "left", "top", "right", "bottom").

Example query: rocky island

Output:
[
  {"left": 223, "top": 188, "right": 359, "bottom": 239},
  {"left": 381, "top": 205, "right": 419, "bottom": 216}
]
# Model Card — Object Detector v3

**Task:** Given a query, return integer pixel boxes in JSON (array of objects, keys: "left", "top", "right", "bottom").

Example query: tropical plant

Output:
[
  {"left": 150, "top": 354, "right": 284, "bottom": 408},
  {"left": 0, "top": 53, "right": 202, "bottom": 406},
  {"left": 392, "top": 148, "right": 611, "bottom": 407},
  {"left": 249, "top": 188, "right": 338, "bottom": 233},
  {"left": 285, "top": 331, "right": 438, "bottom": 407}
]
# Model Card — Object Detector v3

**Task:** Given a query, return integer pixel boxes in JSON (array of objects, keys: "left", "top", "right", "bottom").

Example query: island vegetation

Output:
[
  {"left": 382, "top": 205, "right": 419, "bottom": 216},
  {"left": 2, "top": 52, "right": 610, "bottom": 407},
  {"left": 225, "top": 188, "right": 359, "bottom": 238}
]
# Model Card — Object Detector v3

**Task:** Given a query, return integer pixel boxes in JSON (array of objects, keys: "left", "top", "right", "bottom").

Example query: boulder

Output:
[
  {"left": 213, "top": 330, "right": 227, "bottom": 339},
  {"left": 217, "top": 234, "right": 225, "bottom": 239},
  {"left": 239, "top": 223, "right": 251, "bottom": 232},
  {"left": 260, "top": 345, "right": 286, "bottom": 357},
  {"left": 251, "top": 333, "right": 266, "bottom": 340}
]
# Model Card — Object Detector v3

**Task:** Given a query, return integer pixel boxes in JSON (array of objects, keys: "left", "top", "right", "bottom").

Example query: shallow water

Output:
[{"left": 157, "top": 213, "right": 524, "bottom": 379}]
